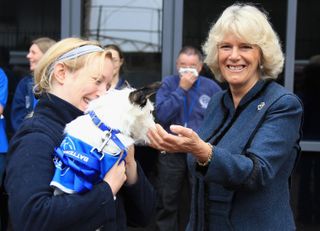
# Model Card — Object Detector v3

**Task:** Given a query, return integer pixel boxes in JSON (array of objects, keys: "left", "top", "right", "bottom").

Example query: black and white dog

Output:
[{"left": 50, "top": 82, "right": 161, "bottom": 194}]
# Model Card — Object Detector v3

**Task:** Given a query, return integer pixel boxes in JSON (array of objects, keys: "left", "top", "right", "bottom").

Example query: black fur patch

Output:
[{"left": 129, "top": 82, "right": 162, "bottom": 107}]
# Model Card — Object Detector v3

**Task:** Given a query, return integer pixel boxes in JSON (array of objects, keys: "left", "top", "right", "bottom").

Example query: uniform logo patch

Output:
[{"left": 199, "top": 95, "right": 211, "bottom": 109}]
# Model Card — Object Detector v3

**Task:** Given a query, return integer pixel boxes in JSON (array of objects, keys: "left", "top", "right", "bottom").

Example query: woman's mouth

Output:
[{"left": 227, "top": 65, "right": 246, "bottom": 72}]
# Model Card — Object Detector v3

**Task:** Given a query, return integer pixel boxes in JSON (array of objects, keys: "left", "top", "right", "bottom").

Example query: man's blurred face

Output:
[{"left": 176, "top": 53, "right": 202, "bottom": 76}]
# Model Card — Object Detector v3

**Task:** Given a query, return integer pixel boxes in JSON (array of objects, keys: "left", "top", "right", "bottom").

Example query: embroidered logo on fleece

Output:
[{"left": 199, "top": 94, "right": 211, "bottom": 109}]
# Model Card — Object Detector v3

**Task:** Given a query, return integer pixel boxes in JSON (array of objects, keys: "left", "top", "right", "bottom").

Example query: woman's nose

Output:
[
  {"left": 97, "top": 85, "right": 107, "bottom": 96},
  {"left": 229, "top": 47, "right": 240, "bottom": 60}
]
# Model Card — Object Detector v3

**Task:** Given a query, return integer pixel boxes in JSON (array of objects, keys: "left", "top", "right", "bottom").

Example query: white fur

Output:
[{"left": 64, "top": 88, "right": 156, "bottom": 154}]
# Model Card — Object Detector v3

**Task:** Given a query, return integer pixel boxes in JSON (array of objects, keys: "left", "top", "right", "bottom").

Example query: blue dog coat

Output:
[{"left": 50, "top": 111, "right": 127, "bottom": 194}]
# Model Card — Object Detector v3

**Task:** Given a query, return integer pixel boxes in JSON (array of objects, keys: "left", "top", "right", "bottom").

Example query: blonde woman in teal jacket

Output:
[{"left": 148, "top": 3, "right": 303, "bottom": 231}]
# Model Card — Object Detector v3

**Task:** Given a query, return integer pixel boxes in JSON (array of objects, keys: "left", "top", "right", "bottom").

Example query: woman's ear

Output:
[{"left": 53, "top": 63, "right": 67, "bottom": 84}]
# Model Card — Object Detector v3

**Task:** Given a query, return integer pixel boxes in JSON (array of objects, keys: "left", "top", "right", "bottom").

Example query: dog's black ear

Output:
[{"left": 129, "top": 81, "right": 162, "bottom": 107}]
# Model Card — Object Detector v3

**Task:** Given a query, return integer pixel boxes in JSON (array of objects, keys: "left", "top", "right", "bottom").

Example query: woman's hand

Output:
[
  {"left": 147, "top": 124, "right": 211, "bottom": 161},
  {"left": 103, "top": 153, "right": 127, "bottom": 197},
  {"left": 124, "top": 145, "right": 138, "bottom": 185},
  {"left": 147, "top": 123, "right": 201, "bottom": 153}
]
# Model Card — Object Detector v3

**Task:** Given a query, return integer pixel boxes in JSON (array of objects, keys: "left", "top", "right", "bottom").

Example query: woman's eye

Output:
[
  {"left": 95, "top": 79, "right": 103, "bottom": 85},
  {"left": 219, "top": 45, "right": 231, "bottom": 50},
  {"left": 240, "top": 44, "right": 253, "bottom": 50}
]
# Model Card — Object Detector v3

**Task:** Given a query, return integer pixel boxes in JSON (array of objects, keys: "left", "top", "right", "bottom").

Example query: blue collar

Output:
[
  {"left": 88, "top": 110, "right": 126, "bottom": 154},
  {"left": 88, "top": 110, "right": 120, "bottom": 133}
]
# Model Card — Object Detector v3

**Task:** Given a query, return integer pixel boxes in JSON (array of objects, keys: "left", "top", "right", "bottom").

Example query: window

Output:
[
  {"left": 294, "top": 0, "right": 320, "bottom": 141},
  {"left": 0, "top": 0, "right": 60, "bottom": 61},
  {"left": 82, "top": 0, "right": 163, "bottom": 88}
]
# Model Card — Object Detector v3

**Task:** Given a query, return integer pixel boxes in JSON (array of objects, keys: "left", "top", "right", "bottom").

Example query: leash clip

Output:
[{"left": 90, "top": 130, "right": 113, "bottom": 160}]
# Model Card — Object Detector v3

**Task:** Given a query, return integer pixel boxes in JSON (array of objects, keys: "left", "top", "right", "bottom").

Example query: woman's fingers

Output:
[
  {"left": 116, "top": 150, "right": 125, "bottom": 165},
  {"left": 103, "top": 156, "right": 127, "bottom": 196},
  {"left": 150, "top": 124, "right": 182, "bottom": 152},
  {"left": 148, "top": 123, "right": 198, "bottom": 153},
  {"left": 170, "top": 125, "right": 194, "bottom": 137},
  {"left": 147, "top": 124, "right": 166, "bottom": 149}
]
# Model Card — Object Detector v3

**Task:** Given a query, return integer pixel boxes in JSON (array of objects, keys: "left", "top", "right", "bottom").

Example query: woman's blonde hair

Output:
[
  {"left": 32, "top": 37, "right": 56, "bottom": 54},
  {"left": 34, "top": 37, "right": 111, "bottom": 95},
  {"left": 202, "top": 3, "right": 284, "bottom": 82}
]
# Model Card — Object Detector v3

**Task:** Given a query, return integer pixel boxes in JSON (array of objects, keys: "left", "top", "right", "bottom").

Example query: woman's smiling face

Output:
[
  {"left": 218, "top": 33, "right": 261, "bottom": 91},
  {"left": 63, "top": 57, "right": 114, "bottom": 111},
  {"left": 27, "top": 44, "right": 44, "bottom": 71}
]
